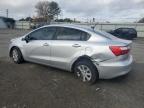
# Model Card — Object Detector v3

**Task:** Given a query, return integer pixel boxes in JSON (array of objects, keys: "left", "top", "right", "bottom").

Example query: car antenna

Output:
[{"left": 91, "top": 23, "right": 99, "bottom": 31}]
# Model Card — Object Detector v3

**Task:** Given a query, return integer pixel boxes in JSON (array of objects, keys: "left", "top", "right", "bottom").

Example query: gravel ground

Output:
[{"left": 0, "top": 29, "right": 144, "bottom": 108}]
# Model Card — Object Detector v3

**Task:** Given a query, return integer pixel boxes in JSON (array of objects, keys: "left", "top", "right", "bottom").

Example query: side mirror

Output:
[{"left": 22, "top": 35, "right": 30, "bottom": 43}]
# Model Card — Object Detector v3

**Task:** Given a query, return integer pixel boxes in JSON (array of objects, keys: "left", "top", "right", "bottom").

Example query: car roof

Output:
[
  {"left": 42, "top": 24, "right": 94, "bottom": 33},
  {"left": 116, "top": 27, "right": 136, "bottom": 30}
]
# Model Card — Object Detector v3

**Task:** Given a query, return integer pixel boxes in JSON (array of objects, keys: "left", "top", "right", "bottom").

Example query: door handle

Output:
[
  {"left": 43, "top": 43, "right": 49, "bottom": 46},
  {"left": 72, "top": 44, "right": 81, "bottom": 48}
]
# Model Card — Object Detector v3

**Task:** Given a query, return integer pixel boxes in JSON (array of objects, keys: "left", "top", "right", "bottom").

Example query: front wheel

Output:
[
  {"left": 11, "top": 47, "right": 24, "bottom": 64},
  {"left": 74, "top": 59, "right": 99, "bottom": 84}
]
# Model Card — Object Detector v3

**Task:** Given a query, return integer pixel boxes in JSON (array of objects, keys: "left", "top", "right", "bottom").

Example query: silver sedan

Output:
[{"left": 9, "top": 24, "right": 133, "bottom": 84}]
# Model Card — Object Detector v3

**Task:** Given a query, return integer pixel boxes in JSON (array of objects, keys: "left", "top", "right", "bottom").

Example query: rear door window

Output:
[{"left": 55, "top": 27, "right": 90, "bottom": 41}]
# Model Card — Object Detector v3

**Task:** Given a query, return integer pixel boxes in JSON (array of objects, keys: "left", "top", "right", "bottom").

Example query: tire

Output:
[
  {"left": 74, "top": 59, "right": 99, "bottom": 84},
  {"left": 10, "top": 47, "right": 24, "bottom": 64}
]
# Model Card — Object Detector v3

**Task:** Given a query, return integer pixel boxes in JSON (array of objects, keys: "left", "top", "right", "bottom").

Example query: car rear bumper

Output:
[{"left": 93, "top": 55, "right": 133, "bottom": 79}]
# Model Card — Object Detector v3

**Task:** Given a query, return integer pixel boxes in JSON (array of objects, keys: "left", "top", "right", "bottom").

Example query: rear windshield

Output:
[
  {"left": 86, "top": 28, "right": 118, "bottom": 40},
  {"left": 93, "top": 29, "right": 118, "bottom": 40},
  {"left": 76, "top": 25, "right": 118, "bottom": 40}
]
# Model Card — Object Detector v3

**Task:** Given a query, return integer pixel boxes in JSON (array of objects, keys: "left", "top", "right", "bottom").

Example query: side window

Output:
[
  {"left": 128, "top": 29, "right": 136, "bottom": 34},
  {"left": 115, "top": 29, "right": 122, "bottom": 34},
  {"left": 121, "top": 28, "right": 129, "bottom": 33},
  {"left": 29, "top": 27, "right": 56, "bottom": 40},
  {"left": 56, "top": 27, "right": 90, "bottom": 41},
  {"left": 81, "top": 32, "right": 90, "bottom": 41},
  {"left": 29, "top": 28, "right": 44, "bottom": 40}
]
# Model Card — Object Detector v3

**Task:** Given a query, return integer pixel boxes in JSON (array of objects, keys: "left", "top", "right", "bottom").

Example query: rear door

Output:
[{"left": 50, "top": 27, "right": 90, "bottom": 70}]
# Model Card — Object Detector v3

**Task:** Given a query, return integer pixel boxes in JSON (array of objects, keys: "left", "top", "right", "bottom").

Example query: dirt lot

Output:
[{"left": 0, "top": 29, "right": 144, "bottom": 108}]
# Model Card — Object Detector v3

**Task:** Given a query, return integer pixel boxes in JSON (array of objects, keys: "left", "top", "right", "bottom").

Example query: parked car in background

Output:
[
  {"left": 9, "top": 24, "right": 133, "bottom": 84},
  {"left": 108, "top": 28, "right": 137, "bottom": 40}
]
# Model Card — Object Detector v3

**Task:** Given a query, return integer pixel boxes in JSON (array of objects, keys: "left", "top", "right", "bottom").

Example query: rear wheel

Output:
[
  {"left": 11, "top": 47, "right": 24, "bottom": 64},
  {"left": 74, "top": 59, "right": 99, "bottom": 84}
]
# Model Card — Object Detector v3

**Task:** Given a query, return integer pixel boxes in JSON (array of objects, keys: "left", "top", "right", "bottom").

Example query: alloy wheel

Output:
[
  {"left": 12, "top": 49, "right": 19, "bottom": 62},
  {"left": 76, "top": 65, "right": 92, "bottom": 82}
]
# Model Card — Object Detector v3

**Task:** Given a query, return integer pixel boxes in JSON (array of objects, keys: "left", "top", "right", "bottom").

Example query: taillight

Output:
[{"left": 109, "top": 46, "right": 130, "bottom": 56}]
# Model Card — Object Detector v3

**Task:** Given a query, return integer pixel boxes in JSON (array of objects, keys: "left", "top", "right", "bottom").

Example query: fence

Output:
[
  {"left": 15, "top": 21, "right": 144, "bottom": 37},
  {"left": 83, "top": 23, "right": 144, "bottom": 37},
  {"left": 15, "top": 21, "right": 34, "bottom": 29}
]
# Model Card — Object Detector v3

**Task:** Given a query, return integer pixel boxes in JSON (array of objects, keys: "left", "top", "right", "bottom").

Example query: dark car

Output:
[{"left": 108, "top": 28, "right": 137, "bottom": 40}]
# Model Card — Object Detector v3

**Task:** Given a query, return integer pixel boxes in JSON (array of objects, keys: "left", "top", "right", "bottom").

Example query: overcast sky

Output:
[{"left": 0, "top": 0, "right": 144, "bottom": 22}]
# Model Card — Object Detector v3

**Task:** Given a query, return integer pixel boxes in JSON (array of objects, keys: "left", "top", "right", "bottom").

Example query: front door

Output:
[{"left": 23, "top": 27, "right": 56, "bottom": 65}]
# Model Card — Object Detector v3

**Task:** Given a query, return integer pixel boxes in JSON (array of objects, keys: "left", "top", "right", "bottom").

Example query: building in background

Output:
[{"left": 0, "top": 16, "right": 15, "bottom": 29}]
